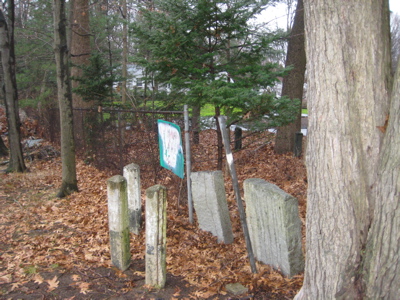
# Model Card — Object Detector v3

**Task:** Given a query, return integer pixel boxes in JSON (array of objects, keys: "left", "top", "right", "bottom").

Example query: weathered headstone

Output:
[
  {"left": 123, "top": 163, "right": 142, "bottom": 234},
  {"left": 191, "top": 171, "right": 234, "bottom": 244},
  {"left": 107, "top": 175, "right": 131, "bottom": 271},
  {"left": 145, "top": 185, "right": 167, "bottom": 288},
  {"left": 244, "top": 178, "right": 304, "bottom": 277}
]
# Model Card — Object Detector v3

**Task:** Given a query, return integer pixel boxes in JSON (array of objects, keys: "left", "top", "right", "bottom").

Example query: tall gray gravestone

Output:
[
  {"left": 191, "top": 171, "right": 233, "bottom": 244},
  {"left": 107, "top": 175, "right": 131, "bottom": 271},
  {"left": 123, "top": 163, "right": 142, "bottom": 234},
  {"left": 244, "top": 178, "right": 304, "bottom": 277},
  {"left": 145, "top": 184, "right": 167, "bottom": 288}
]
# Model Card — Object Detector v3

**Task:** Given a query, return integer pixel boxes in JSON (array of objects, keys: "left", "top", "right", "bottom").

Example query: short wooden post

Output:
[
  {"left": 123, "top": 163, "right": 142, "bottom": 234},
  {"left": 145, "top": 185, "right": 167, "bottom": 288},
  {"left": 107, "top": 175, "right": 131, "bottom": 271},
  {"left": 294, "top": 132, "right": 303, "bottom": 157},
  {"left": 234, "top": 127, "right": 242, "bottom": 150}
]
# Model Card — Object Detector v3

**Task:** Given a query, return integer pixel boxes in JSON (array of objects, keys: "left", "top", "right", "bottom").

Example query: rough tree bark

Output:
[
  {"left": 0, "top": 6, "right": 26, "bottom": 172},
  {"left": 364, "top": 41, "right": 400, "bottom": 300},
  {"left": 296, "top": 1, "right": 394, "bottom": 299},
  {"left": 121, "top": 0, "right": 128, "bottom": 104},
  {"left": 53, "top": 0, "right": 78, "bottom": 198},
  {"left": 274, "top": 0, "right": 306, "bottom": 154},
  {"left": 70, "top": 0, "right": 91, "bottom": 109}
]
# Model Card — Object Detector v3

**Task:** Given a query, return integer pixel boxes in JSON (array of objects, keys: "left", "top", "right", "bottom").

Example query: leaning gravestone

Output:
[
  {"left": 191, "top": 171, "right": 233, "bottom": 244},
  {"left": 244, "top": 178, "right": 304, "bottom": 277}
]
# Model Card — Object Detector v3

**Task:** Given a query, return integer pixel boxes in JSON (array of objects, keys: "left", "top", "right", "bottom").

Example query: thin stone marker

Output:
[
  {"left": 123, "top": 163, "right": 142, "bottom": 234},
  {"left": 145, "top": 185, "right": 167, "bottom": 288},
  {"left": 107, "top": 175, "right": 131, "bottom": 271}
]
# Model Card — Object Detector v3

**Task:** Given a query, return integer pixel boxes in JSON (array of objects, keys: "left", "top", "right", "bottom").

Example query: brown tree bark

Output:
[
  {"left": 191, "top": 104, "right": 200, "bottom": 145},
  {"left": 274, "top": 0, "right": 306, "bottom": 154},
  {"left": 53, "top": 0, "right": 78, "bottom": 197},
  {"left": 364, "top": 51, "right": 400, "bottom": 300},
  {"left": 121, "top": 0, "right": 128, "bottom": 104},
  {"left": 70, "top": 0, "right": 91, "bottom": 109},
  {"left": 0, "top": 5, "right": 26, "bottom": 173},
  {"left": 296, "top": 1, "right": 393, "bottom": 298}
]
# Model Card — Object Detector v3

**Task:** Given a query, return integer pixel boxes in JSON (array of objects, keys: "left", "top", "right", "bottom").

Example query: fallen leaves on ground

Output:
[{"left": 0, "top": 130, "right": 306, "bottom": 299}]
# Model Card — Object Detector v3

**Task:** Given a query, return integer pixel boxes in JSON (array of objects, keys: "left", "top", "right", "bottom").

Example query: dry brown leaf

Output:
[
  {"left": 0, "top": 274, "right": 12, "bottom": 284},
  {"left": 78, "top": 281, "right": 91, "bottom": 294},
  {"left": 46, "top": 275, "right": 59, "bottom": 291},
  {"left": 11, "top": 281, "right": 21, "bottom": 291},
  {"left": 33, "top": 274, "right": 44, "bottom": 285},
  {"left": 71, "top": 274, "right": 81, "bottom": 282},
  {"left": 133, "top": 271, "right": 145, "bottom": 277}
]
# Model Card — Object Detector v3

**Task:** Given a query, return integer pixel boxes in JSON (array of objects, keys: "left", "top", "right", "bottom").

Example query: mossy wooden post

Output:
[
  {"left": 145, "top": 184, "right": 167, "bottom": 288},
  {"left": 107, "top": 175, "right": 131, "bottom": 271},
  {"left": 123, "top": 163, "right": 142, "bottom": 234}
]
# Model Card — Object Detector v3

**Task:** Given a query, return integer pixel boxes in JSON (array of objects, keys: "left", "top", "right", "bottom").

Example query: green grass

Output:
[
  {"left": 200, "top": 104, "right": 215, "bottom": 117},
  {"left": 201, "top": 104, "right": 308, "bottom": 117},
  {"left": 200, "top": 104, "right": 243, "bottom": 117}
]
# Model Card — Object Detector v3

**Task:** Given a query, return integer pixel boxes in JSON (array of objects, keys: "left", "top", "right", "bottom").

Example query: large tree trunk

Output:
[
  {"left": 297, "top": 0, "right": 392, "bottom": 298},
  {"left": 364, "top": 54, "right": 400, "bottom": 299},
  {"left": 0, "top": 7, "right": 26, "bottom": 173},
  {"left": 54, "top": 0, "right": 78, "bottom": 198},
  {"left": 274, "top": 0, "right": 306, "bottom": 154}
]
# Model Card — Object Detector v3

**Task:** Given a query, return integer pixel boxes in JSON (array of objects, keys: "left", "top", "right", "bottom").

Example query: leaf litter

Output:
[{"left": 0, "top": 130, "right": 306, "bottom": 299}]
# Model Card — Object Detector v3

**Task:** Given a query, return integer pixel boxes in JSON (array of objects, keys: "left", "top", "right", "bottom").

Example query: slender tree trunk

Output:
[
  {"left": 297, "top": 1, "right": 391, "bottom": 298},
  {"left": 121, "top": 0, "right": 128, "bottom": 104},
  {"left": 192, "top": 104, "right": 200, "bottom": 144},
  {"left": 70, "top": 0, "right": 91, "bottom": 109},
  {"left": 53, "top": 0, "right": 78, "bottom": 198},
  {"left": 0, "top": 7, "right": 26, "bottom": 173},
  {"left": 69, "top": 0, "right": 91, "bottom": 152},
  {"left": 274, "top": 0, "right": 306, "bottom": 154}
]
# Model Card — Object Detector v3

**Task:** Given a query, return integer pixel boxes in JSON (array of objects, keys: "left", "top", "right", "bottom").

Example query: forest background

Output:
[{"left": 1, "top": 0, "right": 400, "bottom": 299}]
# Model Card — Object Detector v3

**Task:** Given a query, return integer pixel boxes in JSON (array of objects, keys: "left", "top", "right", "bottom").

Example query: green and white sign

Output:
[{"left": 157, "top": 120, "right": 184, "bottom": 178}]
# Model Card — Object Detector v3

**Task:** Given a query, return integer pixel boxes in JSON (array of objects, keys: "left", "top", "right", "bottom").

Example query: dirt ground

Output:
[{"left": 0, "top": 131, "right": 306, "bottom": 299}]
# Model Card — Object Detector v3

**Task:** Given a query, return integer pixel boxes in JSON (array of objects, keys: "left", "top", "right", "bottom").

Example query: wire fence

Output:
[{"left": 37, "top": 106, "right": 276, "bottom": 181}]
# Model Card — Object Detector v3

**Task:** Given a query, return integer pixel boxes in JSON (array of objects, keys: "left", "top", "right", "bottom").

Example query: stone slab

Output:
[
  {"left": 191, "top": 171, "right": 233, "bottom": 244},
  {"left": 244, "top": 178, "right": 304, "bottom": 277}
]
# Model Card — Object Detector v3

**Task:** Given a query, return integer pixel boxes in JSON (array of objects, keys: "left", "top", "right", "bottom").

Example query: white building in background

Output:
[{"left": 124, "top": 64, "right": 171, "bottom": 93}]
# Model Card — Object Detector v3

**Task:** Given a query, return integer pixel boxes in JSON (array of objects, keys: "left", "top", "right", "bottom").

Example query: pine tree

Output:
[{"left": 131, "top": 0, "right": 299, "bottom": 128}]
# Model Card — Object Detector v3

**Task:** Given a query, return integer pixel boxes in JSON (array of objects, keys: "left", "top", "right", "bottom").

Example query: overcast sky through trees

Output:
[{"left": 260, "top": 0, "right": 400, "bottom": 29}]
